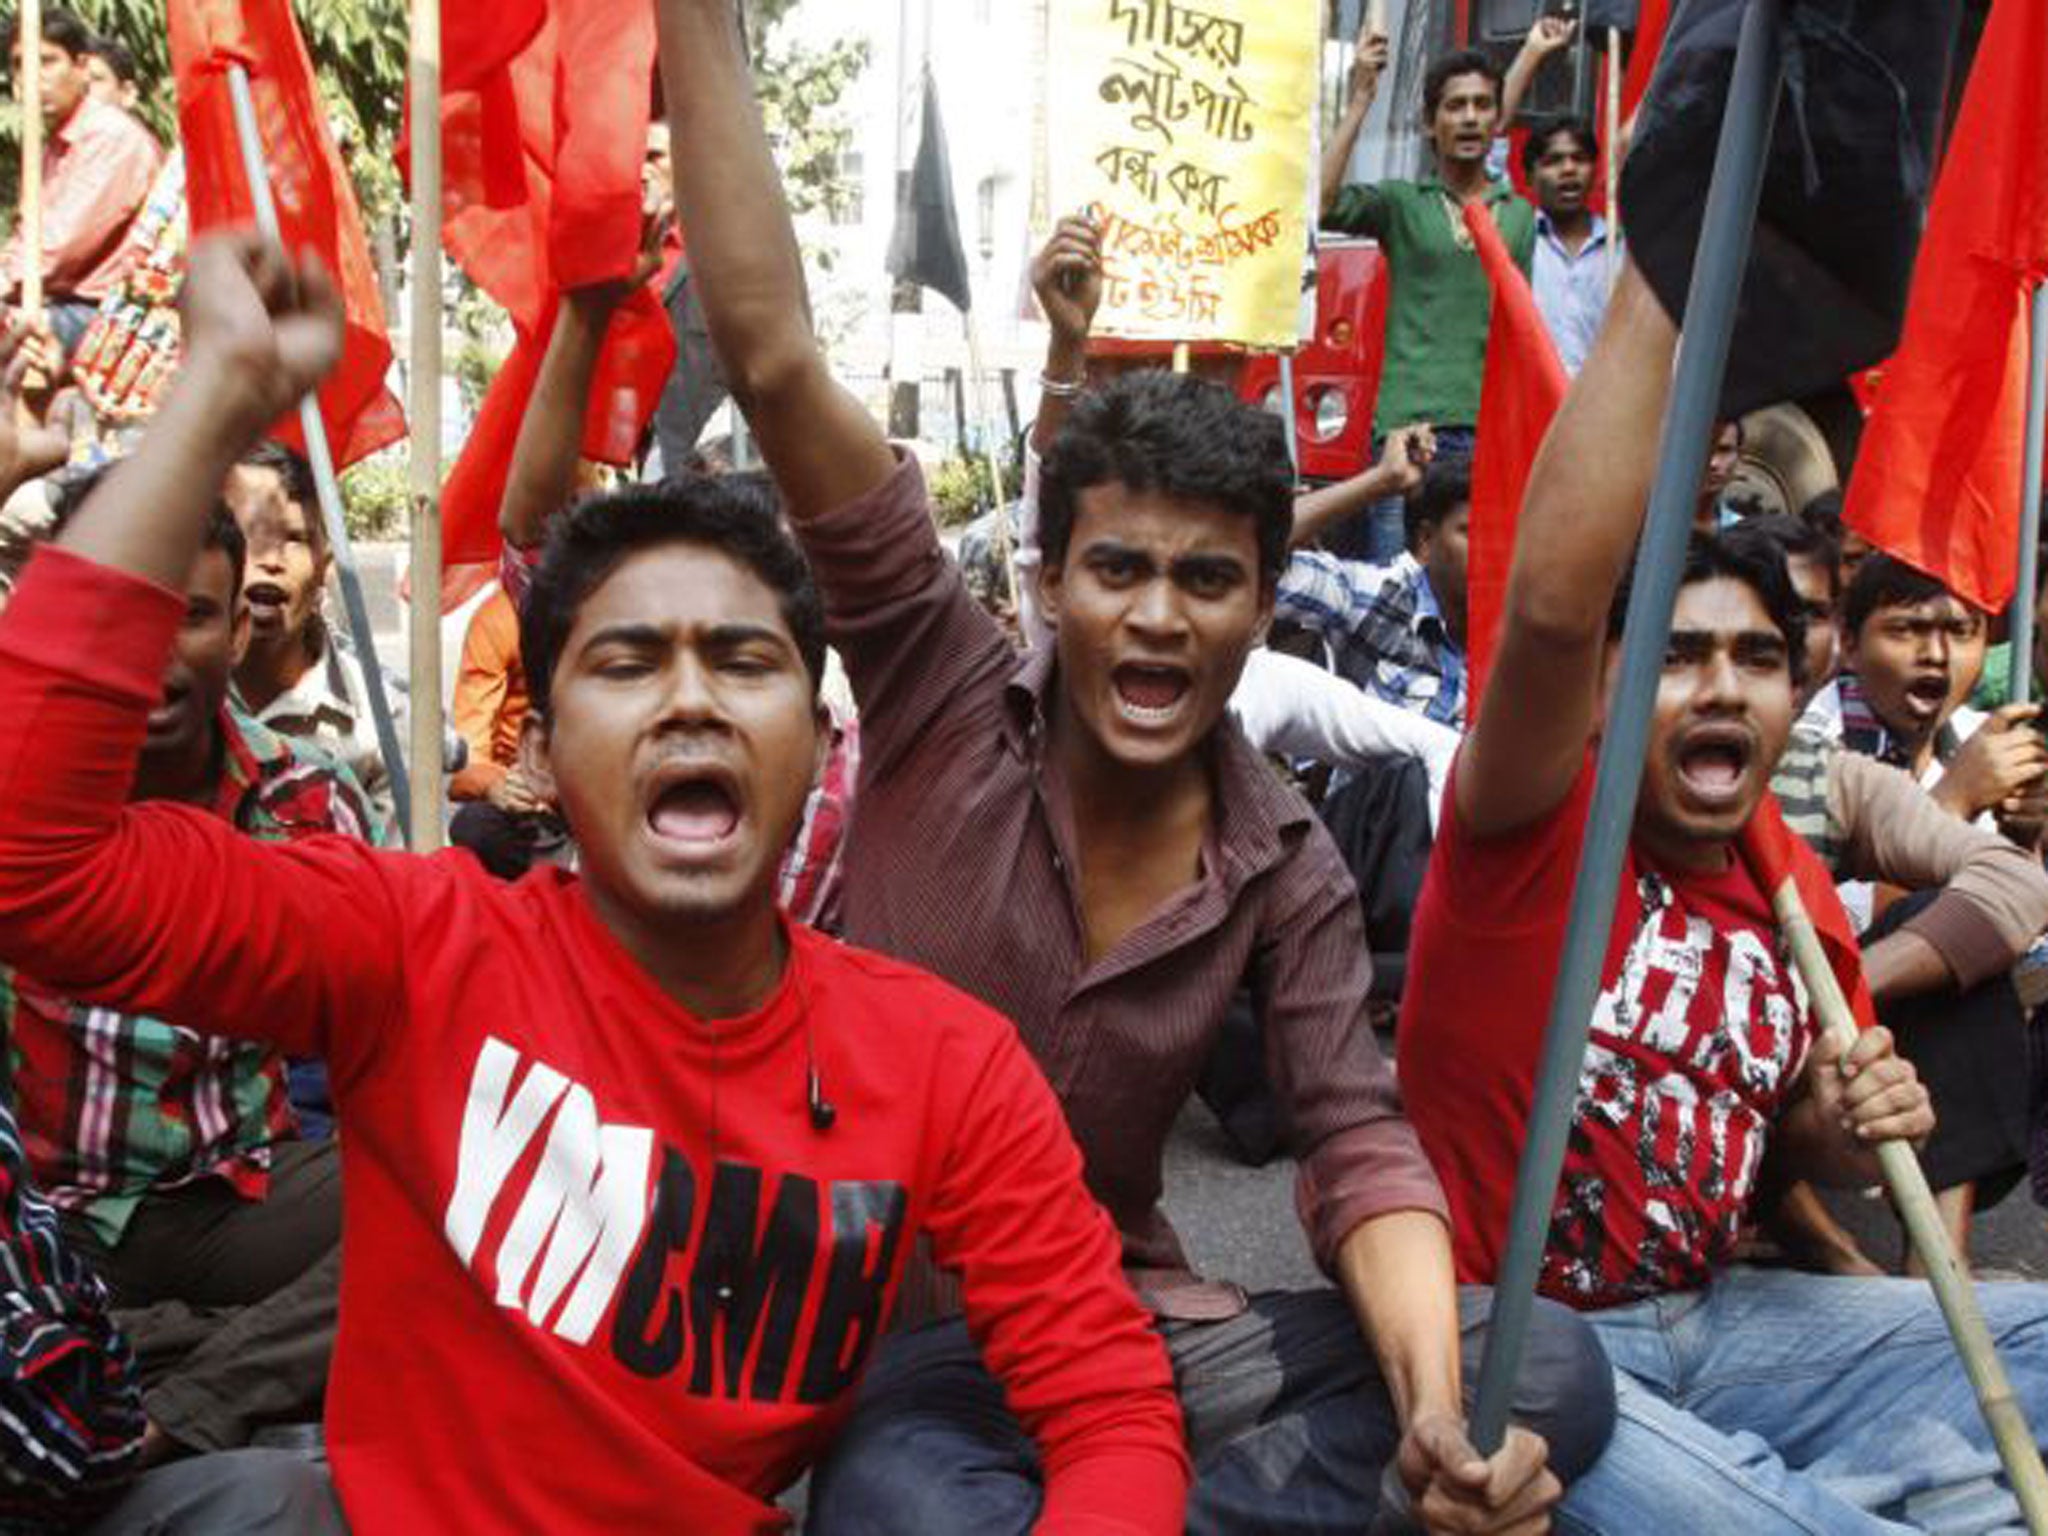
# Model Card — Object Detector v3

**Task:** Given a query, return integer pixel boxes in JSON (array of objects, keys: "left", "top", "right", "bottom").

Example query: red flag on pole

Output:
[
  {"left": 1738, "top": 798, "right": 1880, "bottom": 1036},
  {"left": 1464, "top": 201, "right": 1569, "bottom": 702},
  {"left": 1841, "top": 0, "right": 2048, "bottom": 613},
  {"left": 429, "top": 0, "right": 676, "bottom": 577},
  {"left": 1619, "top": 0, "right": 1670, "bottom": 122},
  {"left": 168, "top": 0, "right": 405, "bottom": 468}
]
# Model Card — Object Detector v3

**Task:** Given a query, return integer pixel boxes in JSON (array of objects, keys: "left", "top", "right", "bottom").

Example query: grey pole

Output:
[
  {"left": 2009, "top": 284, "right": 2048, "bottom": 707},
  {"left": 226, "top": 65, "right": 414, "bottom": 842},
  {"left": 1278, "top": 351, "right": 1302, "bottom": 476},
  {"left": 1468, "top": 0, "right": 1786, "bottom": 1453}
]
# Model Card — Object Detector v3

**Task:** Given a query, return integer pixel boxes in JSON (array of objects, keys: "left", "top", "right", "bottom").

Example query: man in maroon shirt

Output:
[{"left": 655, "top": 2, "right": 1612, "bottom": 1531}]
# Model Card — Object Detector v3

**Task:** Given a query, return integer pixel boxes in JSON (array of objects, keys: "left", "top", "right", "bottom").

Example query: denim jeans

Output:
[
  {"left": 1558, "top": 1267, "right": 2048, "bottom": 1534},
  {"left": 1321, "top": 426, "right": 1476, "bottom": 564},
  {"left": 806, "top": 1286, "right": 1615, "bottom": 1536}
]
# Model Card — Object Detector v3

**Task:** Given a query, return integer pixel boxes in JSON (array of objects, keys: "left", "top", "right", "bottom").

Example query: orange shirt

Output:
[{"left": 449, "top": 589, "right": 529, "bottom": 800}]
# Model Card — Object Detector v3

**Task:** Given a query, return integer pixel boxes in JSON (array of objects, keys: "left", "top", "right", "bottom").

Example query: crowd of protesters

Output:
[{"left": 0, "top": 2, "right": 2045, "bottom": 1534}]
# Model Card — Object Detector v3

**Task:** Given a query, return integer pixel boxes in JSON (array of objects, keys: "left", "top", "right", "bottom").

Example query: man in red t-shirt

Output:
[
  {"left": 1401, "top": 258, "right": 2048, "bottom": 1528},
  {"left": 0, "top": 242, "right": 1189, "bottom": 1531}
]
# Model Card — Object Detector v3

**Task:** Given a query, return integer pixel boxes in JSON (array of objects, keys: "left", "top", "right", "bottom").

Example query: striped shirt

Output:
[
  {"left": 0, "top": 1095, "right": 142, "bottom": 1528},
  {"left": 3, "top": 708, "right": 381, "bottom": 1245},
  {"left": 1276, "top": 549, "right": 1468, "bottom": 728}
]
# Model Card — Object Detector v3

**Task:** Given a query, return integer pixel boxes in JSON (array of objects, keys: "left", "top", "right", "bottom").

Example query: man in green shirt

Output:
[{"left": 1319, "top": 24, "right": 1565, "bottom": 559}]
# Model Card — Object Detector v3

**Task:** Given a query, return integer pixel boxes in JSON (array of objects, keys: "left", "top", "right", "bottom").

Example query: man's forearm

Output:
[
  {"left": 1861, "top": 929, "right": 1952, "bottom": 1004},
  {"left": 1290, "top": 466, "right": 1402, "bottom": 549},
  {"left": 1320, "top": 96, "right": 1372, "bottom": 217},
  {"left": 1030, "top": 330, "right": 1086, "bottom": 456},
  {"left": 500, "top": 296, "right": 612, "bottom": 548},
  {"left": 1335, "top": 1209, "right": 1464, "bottom": 1428},
  {"left": 657, "top": 0, "right": 894, "bottom": 522}
]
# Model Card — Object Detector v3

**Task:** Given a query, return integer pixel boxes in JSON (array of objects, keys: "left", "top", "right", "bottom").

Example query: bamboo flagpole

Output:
[
  {"left": 2009, "top": 284, "right": 2048, "bottom": 707},
  {"left": 1762, "top": 871, "right": 2048, "bottom": 1530},
  {"left": 1604, "top": 27, "right": 1622, "bottom": 293},
  {"left": 407, "top": 0, "right": 446, "bottom": 852},
  {"left": 1468, "top": 0, "right": 1787, "bottom": 1454},
  {"left": 225, "top": 66, "right": 414, "bottom": 843},
  {"left": 18, "top": 0, "right": 40, "bottom": 317},
  {"left": 962, "top": 311, "right": 1018, "bottom": 608}
]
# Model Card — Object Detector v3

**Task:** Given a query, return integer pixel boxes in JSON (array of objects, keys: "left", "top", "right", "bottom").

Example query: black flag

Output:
[
  {"left": 1620, "top": 0, "right": 1963, "bottom": 417},
  {"left": 887, "top": 68, "right": 973, "bottom": 313},
  {"left": 1582, "top": 0, "right": 1641, "bottom": 32}
]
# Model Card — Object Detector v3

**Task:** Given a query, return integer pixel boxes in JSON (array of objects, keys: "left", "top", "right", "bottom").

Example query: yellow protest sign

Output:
[{"left": 1046, "top": 0, "right": 1318, "bottom": 348}]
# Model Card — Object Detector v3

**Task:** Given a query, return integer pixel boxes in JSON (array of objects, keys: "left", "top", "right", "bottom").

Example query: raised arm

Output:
[
  {"left": 1320, "top": 24, "right": 1388, "bottom": 218},
  {"left": 1028, "top": 216, "right": 1102, "bottom": 457},
  {"left": 1500, "top": 16, "right": 1576, "bottom": 129},
  {"left": 1288, "top": 425, "right": 1431, "bottom": 549},
  {"left": 656, "top": 0, "right": 895, "bottom": 522},
  {"left": 1455, "top": 258, "right": 1676, "bottom": 838}
]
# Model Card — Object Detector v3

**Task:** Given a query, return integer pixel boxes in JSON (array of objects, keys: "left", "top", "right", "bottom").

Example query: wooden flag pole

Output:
[
  {"left": 407, "top": 0, "right": 446, "bottom": 852},
  {"left": 1604, "top": 27, "right": 1623, "bottom": 293},
  {"left": 1469, "top": 0, "right": 1786, "bottom": 1454},
  {"left": 1766, "top": 873, "right": 2048, "bottom": 1531},
  {"left": 2010, "top": 284, "right": 2048, "bottom": 707},
  {"left": 19, "top": 0, "right": 41, "bottom": 317},
  {"left": 226, "top": 65, "right": 414, "bottom": 845}
]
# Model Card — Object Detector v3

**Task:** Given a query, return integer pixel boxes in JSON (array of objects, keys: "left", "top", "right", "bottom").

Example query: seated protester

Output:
[
  {"left": 0, "top": 232, "right": 1189, "bottom": 1531},
  {"left": 1276, "top": 460, "right": 1473, "bottom": 729},
  {"left": 1317, "top": 22, "right": 1564, "bottom": 559},
  {"left": 1401, "top": 257, "right": 2048, "bottom": 1529},
  {"left": 1804, "top": 553, "right": 2048, "bottom": 1258},
  {"left": 1525, "top": 117, "right": 1618, "bottom": 378},
  {"left": 494, "top": 232, "right": 859, "bottom": 932},
  {"left": 0, "top": 1082, "right": 343, "bottom": 1535},
  {"left": 224, "top": 441, "right": 417, "bottom": 831},
  {"left": 4, "top": 477, "right": 353, "bottom": 1455},
  {"left": 1733, "top": 512, "right": 1841, "bottom": 701},
  {"left": 656, "top": 7, "right": 1615, "bottom": 1530},
  {"left": 448, "top": 586, "right": 568, "bottom": 882}
]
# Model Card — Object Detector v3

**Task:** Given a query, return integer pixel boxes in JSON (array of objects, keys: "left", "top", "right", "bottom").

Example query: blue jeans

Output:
[
  {"left": 807, "top": 1286, "right": 1614, "bottom": 1535},
  {"left": 1322, "top": 425, "right": 1476, "bottom": 563},
  {"left": 1559, "top": 1268, "right": 2048, "bottom": 1534}
]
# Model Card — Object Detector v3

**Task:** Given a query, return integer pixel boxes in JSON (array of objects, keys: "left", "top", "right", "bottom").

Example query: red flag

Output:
[
  {"left": 1464, "top": 201, "right": 1569, "bottom": 702},
  {"left": 169, "top": 0, "right": 405, "bottom": 468},
  {"left": 1619, "top": 0, "right": 1670, "bottom": 122},
  {"left": 1738, "top": 798, "right": 1880, "bottom": 1036},
  {"left": 430, "top": 0, "right": 676, "bottom": 580},
  {"left": 1841, "top": 0, "right": 2048, "bottom": 612}
]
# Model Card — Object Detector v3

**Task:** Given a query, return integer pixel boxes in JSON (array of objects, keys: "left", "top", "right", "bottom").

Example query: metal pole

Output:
[
  {"left": 19, "top": 0, "right": 41, "bottom": 318},
  {"left": 2011, "top": 284, "right": 2048, "bottom": 707},
  {"left": 408, "top": 0, "right": 446, "bottom": 851},
  {"left": 226, "top": 66, "right": 413, "bottom": 843},
  {"left": 1469, "top": 0, "right": 1787, "bottom": 1454},
  {"left": 1766, "top": 873, "right": 2048, "bottom": 1530},
  {"left": 1277, "top": 351, "right": 1302, "bottom": 477}
]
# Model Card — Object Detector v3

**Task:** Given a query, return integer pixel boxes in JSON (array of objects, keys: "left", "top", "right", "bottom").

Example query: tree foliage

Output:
[{"left": 745, "top": 0, "right": 869, "bottom": 230}]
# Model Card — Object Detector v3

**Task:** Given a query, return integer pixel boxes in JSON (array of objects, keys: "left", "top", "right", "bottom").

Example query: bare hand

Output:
[
  {"left": 577, "top": 192, "right": 674, "bottom": 311},
  {"left": 0, "top": 314, "right": 72, "bottom": 495},
  {"left": 1521, "top": 15, "right": 1576, "bottom": 60},
  {"left": 1808, "top": 1026, "right": 1934, "bottom": 1151},
  {"left": 178, "top": 231, "right": 345, "bottom": 435},
  {"left": 488, "top": 764, "right": 551, "bottom": 816},
  {"left": 1349, "top": 29, "right": 1391, "bottom": 105},
  {"left": 1398, "top": 1412, "right": 1560, "bottom": 1534},
  {"left": 1031, "top": 214, "right": 1103, "bottom": 350},
  {"left": 1939, "top": 704, "right": 2048, "bottom": 820},
  {"left": 1378, "top": 423, "right": 1436, "bottom": 494}
]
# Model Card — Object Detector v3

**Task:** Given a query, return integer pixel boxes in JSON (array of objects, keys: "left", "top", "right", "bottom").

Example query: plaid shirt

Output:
[
  {"left": 1275, "top": 550, "right": 1468, "bottom": 728},
  {"left": 0, "top": 1094, "right": 142, "bottom": 1529},
  {"left": 3, "top": 708, "right": 383, "bottom": 1246}
]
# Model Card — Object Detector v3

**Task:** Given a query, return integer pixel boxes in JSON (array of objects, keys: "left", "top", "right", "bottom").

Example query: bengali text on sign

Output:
[{"left": 1046, "top": 0, "right": 1317, "bottom": 347}]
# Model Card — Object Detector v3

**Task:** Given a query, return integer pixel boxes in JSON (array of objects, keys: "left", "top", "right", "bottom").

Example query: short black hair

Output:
[
  {"left": 520, "top": 476, "right": 827, "bottom": 715},
  {"left": 1038, "top": 370, "right": 1292, "bottom": 584},
  {"left": 1725, "top": 511, "right": 1841, "bottom": 597},
  {"left": 5, "top": 7, "right": 93, "bottom": 60},
  {"left": 1608, "top": 530, "right": 1809, "bottom": 688},
  {"left": 1842, "top": 553, "right": 1954, "bottom": 638},
  {"left": 1403, "top": 459, "right": 1470, "bottom": 552},
  {"left": 236, "top": 440, "right": 322, "bottom": 552},
  {"left": 87, "top": 34, "right": 136, "bottom": 85},
  {"left": 1521, "top": 116, "right": 1598, "bottom": 179},
  {"left": 201, "top": 505, "right": 247, "bottom": 606},
  {"left": 1423, "top": 49, "right": 1504, "bottom": 121}
]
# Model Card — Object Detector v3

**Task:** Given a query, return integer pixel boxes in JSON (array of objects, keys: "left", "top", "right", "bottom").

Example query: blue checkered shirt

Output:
[{"left": 1275, "top": 551, "right": 1467, "bottom": 729}]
